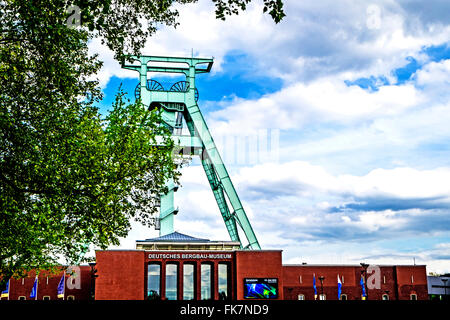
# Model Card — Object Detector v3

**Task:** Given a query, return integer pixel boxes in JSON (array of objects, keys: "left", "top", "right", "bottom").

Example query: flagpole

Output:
[
  {"left": 63, "top": 271, "right": 66, "bottom": 300},
  {"left": 313, "top": 273, "right": 317, "bottom": 300},
  {"left": 3, "top": 279, "right": 10, "bottom": 301},
  {"left": 57, "top": 270, "right": 66, "bottom": 300},
  {"left": 8, "top": 278, "right": 11, "bottom": 301},
  {"left": 337, "top": 274, "right": 342, "bottom": 300}
]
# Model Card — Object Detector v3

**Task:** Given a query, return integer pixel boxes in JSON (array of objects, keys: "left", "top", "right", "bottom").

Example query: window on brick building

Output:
[
  {"left": 165, "top": 263, "right": 178, "bottom": 300},
  {"left": 67, "top": 295, "right": 75, "bottom": 300},
  {"left": 147, "top": 263, "right": 161, "bottom": 300},
  {"left": 410, "top": 294, "right": 417, "bottom": 300},
  {"left": 18, "top": 296, "right": 26, "bottom": 300},
  {"left": 382, "top": 294, "right": 389, "bottom": 300},
  {"left": 201, "top": 263, "right": 213, "bottom": 300},
  {"left": 43, "top": 296, "right": 50, "bottom": 300},
  {"left": 183, "top": 263, "right": 195, "bottom": 300},
  {"left": 319, "top": 294, "right": 326, "bottom": 300},
  {"left": 298, "top": 294, "right": 305, "bottom": 300},
  {"left": 218, "top": 263, "right": 230, "bottom": 300},
  {"left": 341, "top": 294, "right": 347, "bottom": 300}
]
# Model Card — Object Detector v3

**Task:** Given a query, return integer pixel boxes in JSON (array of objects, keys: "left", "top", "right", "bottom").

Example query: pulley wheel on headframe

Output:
[
  {"left": 135, "top": 79, "right": 164, "bottom": 100},
  {"left": 170, "top": 81, "right": 199, "bottom": 102}
]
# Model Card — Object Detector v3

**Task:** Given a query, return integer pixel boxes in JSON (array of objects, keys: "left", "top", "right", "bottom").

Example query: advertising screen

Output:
[{"left": 244, "top": 278, "right": 278, "bottom": 299}]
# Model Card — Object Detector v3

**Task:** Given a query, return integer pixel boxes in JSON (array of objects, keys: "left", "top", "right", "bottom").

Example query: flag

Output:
[
  {"left": 313, "top": 274, "right": 317, "bottom": 300},
  {"left": 360, "top": 275, "right": 366, "bottom": 300},
  {"left": 57, "top": 273, "right": 65, "bottom": 299},
  {"left": 30, "top": 276, "right": 38, "bottom": 300},
  {"left": 1, "top": 279, "right": 10, "bottom": 299},
  {"left": 337, "top": 275, "right": 342, "bottom": 300}
]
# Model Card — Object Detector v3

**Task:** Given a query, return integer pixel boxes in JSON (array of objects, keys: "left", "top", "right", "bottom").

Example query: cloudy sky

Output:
[{"left": 90, "top": 0, "right": 450, "bottom": 274}]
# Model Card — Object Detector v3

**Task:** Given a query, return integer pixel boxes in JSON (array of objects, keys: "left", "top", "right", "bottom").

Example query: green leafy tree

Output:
[{"left": 0, "top": 0, "right": 285, "bottom": 288}]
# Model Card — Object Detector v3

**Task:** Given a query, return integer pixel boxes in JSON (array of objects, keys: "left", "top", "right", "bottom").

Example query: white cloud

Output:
[
  {"left": 415, "top": 59, "right": 450, "bottom": 87},
  {"left": 341, "top": 167, "right": 450, "bottom": 199},
  {"left": 234, "top": 161, "right": 450, "bottom": 201},
  {"left": 355, "top": 210, "right": 405, "bottom": 231},
  {"left": 89, "top": 0, "right": 450, "bottom": 86},
  {"left": 204, "top": 56, "right": 450, "bottom": 172},
  {"left": 207, "top": 78, "right": 423, "bottom": 137},
  {"left": 283, "top": 241, "right": 450, "bottom": 275}
]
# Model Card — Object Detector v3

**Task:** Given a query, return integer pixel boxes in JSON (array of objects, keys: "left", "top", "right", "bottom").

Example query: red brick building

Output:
[
  {"left": 0, "top": 232, "right": 428, "bottom": 301},
  {"left": 283, "top": 264, "right": 428, "bottom": 301}
]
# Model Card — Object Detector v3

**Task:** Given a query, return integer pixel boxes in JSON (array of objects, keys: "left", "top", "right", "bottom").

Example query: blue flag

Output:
[
  {"left": 57, "top": 273, "right": 65, "bottom": 298},
  {"left": 313, "top": 274, "right": 317, "bottom": 299},
  {"left": 1, "top": 279, "right": 9, "bottom": 298},
  {"left": 337, "top": 275, "right": 342, "bottom": 300},
  {"left": 360, "top": 275, "right": 366, "bottom": 300},
  {"left": 30, "top": 276, "right": 38, "bottom": 299}
]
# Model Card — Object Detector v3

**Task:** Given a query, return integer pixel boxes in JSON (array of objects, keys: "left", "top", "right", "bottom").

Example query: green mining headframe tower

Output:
[{"left": 122, "top": 55, "right": 261, "bottom": 250}]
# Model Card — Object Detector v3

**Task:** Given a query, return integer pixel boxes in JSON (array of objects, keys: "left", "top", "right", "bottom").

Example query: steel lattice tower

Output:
[{"left": 122, "top": 55, "right": 260, "bottom": 250}]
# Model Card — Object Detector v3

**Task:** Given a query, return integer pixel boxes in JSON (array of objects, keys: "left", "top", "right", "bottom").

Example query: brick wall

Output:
[
  {"left": 2, "top": 266, "right": 91, "bottom": 301},
  {"left": 95, "top": 250, "right": 146, "bottom": 300},
  {"left": 235, "top": 250, "right": 284, "bottom": 300},
  {"left": 282, "top": 265, "right": 428, "bottom": 300}
]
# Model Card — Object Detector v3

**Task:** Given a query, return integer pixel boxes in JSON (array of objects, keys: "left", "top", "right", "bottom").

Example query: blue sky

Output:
[
  {"left": 345, "top": 43, "right": 450, "bottom": 90},
  {"left": 90, "top": 0, "right": 450, "bottom": 273}
]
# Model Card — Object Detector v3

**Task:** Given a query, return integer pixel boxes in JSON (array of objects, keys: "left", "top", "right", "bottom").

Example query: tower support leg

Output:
[
  {"left": 159, "top": 178, "right": 178, "bottom": 236},
  {"left": 185, "top": 104, "right": 261, "bottom": 249}
]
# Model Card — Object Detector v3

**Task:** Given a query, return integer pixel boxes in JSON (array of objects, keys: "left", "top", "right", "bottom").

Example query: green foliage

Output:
[
  {"left": 0, "top": 0, "right": 285, "bottom": 288},
  {"left": 213, "top": 0, "right": 285, "bottom": 23},
  {"left": 67, "top": 0, "right": 285, "bottom": 60}
]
